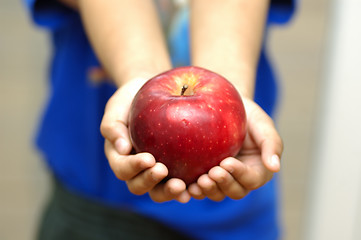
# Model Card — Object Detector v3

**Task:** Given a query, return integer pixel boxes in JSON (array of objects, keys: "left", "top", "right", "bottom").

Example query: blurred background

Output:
[{"left": 1, "top": 0, "right": 360, "bottom": 240}]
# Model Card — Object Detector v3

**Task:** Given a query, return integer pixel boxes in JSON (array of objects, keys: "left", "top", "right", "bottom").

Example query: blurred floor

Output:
[{"left": 0, "top": 0, "right": 328, "bottom": 240}]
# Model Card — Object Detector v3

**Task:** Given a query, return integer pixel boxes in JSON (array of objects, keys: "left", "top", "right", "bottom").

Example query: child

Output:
[{"left": 25, "top": 0, "right": 295, "bottom": 239}]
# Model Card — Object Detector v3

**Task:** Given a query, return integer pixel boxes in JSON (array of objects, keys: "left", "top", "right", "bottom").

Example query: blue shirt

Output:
[{"left": 24, "top": 1, "right": 295, "bottom": 239}]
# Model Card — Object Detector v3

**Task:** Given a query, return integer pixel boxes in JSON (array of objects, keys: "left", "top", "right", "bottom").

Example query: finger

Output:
[
  {"left": 223, "top": 157, "right": 273, "bottom": 190},
  {"left": 175, "top": 191, "right": 192, "bottom": 203},
  {"left": 241, "top": 164, "right": 273, "bottom": 190},
  {"left": 262, "top": 140, "right": 282, "bottom": 172},
  {"left": 197, "top": 174, "right": 226, "bottom": 202},
  {"left": 245, "top": 99, "right": 283, "bottom": 172},
  {"left": 105, "top": 140, "right": 155, "bottom": 180},
  {"left": 149, "top": 178, "right": 190, "bottom": 203},
  {"left": 188, "top": 183, "right": 206, "bottom": 200},
  {"left": 100, "top": 89, "right": 133, "bottom": 154},
  {"left": 221, "top": 157, "right": 272, "bottom": 190},
  {"left": 219, "top": 157, "right": 246, "bottom": 180},
  {"left": 101, "top": 79, "right": 147, "bottom": 154},
  {"left": 208, "top": 166, "right": 249, "bottom": 200},
  {"left": 100, "top": 89, "right": 129, "bottom": 138},
  {"left": 101, "top": 78, "right": 148, "bottom": 133},
  {"left": 101, "top": 117, "right": 132, "bottom": 155},
  {"left": 126, "top": 162, "right": 168, "bottom": 195}
]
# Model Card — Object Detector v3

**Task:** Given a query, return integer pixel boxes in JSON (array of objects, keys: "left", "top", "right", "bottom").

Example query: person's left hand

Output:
[{"left": 187, "top": 97, "right": 283, "bottom": 201}]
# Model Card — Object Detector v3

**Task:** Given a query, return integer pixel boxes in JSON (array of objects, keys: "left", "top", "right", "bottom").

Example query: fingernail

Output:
[
  {"left": 115, "top": 138, "right": 129, "bottom": 154},
  {"left": 269, "top": 155, "right": 280, "bottom": 170}
]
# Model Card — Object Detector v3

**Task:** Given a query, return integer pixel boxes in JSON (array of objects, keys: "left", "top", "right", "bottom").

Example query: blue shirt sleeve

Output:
[
  {"left": 23, "top": 0, "right": 76, "bottom": 30},
  {"left": 269, "top": 0, "right": 297, "bottom": 24}
]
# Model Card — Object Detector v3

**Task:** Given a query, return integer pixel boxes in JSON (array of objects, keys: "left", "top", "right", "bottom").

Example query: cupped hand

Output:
[
  {"left": 188, "top": 98, "right": 283, "bottom": 201},
  {"left": 100, "top": 79, "right": 191, "bottom": 203}
]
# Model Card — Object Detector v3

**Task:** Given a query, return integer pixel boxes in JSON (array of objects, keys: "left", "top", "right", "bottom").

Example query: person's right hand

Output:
[{"left": 100, "top": 78, "right": 191, "bottom": 203}]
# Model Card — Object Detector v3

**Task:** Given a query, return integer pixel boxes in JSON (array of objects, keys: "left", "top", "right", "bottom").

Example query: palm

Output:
[
  {"left": 237, "top": 131, "right": 263, "bottom": 169},
  {"left": 187, "top": 98, "right": 283, "bottom": 201}
]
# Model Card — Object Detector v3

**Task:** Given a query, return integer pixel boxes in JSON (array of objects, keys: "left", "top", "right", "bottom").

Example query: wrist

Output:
[
  {"left": 193, "top": 63, "right": 256, "bottom": 100},
  {"left": 112, "top": 62, "right": 171, "bottom": 88},
  {"left": 117, "top": 77, "right": 149, "bottom": 98},
  {"left": 225, "top": 67, "right": 256, "bottom": 100}
]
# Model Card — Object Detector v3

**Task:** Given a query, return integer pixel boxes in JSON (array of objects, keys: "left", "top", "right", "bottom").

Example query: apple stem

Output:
[{"left": 181, "top": 84, "right": 188, "bottom": 96}]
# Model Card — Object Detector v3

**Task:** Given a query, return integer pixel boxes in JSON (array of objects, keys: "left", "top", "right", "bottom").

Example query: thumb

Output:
[
  {"left": 100, "top": 79, "right": 147, "bottom": 154},
  {"left": 100, "top": 90, "right": 132, "bottom": 154},
  {"left": 244, "top": 98, "right": 283, "bottom": 172}
]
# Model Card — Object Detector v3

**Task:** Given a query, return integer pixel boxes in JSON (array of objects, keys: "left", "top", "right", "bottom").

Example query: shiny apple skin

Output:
[{"left": 128, "top": 66, "right": 246, "bottom": 185}]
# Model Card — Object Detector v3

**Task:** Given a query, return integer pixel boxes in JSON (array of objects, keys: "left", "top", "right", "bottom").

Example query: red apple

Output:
[{"left": 128, "top": 66, "right": 246, "bottom": 185}]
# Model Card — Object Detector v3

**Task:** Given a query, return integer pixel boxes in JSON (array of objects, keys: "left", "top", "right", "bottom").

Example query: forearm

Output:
[
  {"left": 77, "top": 0, "right": 171, "bottom": 87},
  {"left": 190, "top": 0, "right": 269, "bottom": 99}
]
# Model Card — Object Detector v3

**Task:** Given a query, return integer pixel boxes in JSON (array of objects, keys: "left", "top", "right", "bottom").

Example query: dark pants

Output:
[{"left": 36, "top": 181, "right": 193, "bottom": 240}]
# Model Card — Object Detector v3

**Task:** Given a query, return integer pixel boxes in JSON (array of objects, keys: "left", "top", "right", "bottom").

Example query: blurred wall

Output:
[
  {"left": 304, "top": 0, "right": 361, "bottom": 239},
  {"left": 269, "top": 0, "right": 329, "bottom": 239},
  {"left": 0, "top": 1, "right": 50, "bottom": 239}
]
